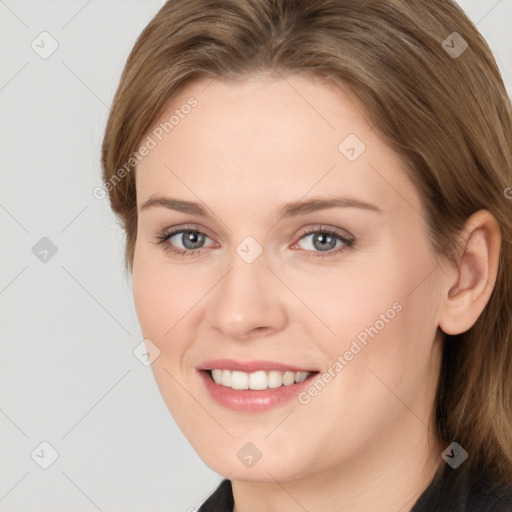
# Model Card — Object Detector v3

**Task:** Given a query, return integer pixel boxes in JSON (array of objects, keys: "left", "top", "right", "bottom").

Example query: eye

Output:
[
  {"left": 293, "top": 226, "right": 355, "bottom": 258},
  {"left": 153, "top": 225, "right": 216, "bottom": 258}
]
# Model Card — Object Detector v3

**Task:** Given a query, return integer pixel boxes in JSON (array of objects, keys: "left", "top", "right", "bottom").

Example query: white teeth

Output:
[
  {"left": 267, "top": 370, "right": 283, "bottom": 388},
  {"left": 211, "top": 369, "right": 223, "bottom": 384},
  {"left": 282, "top": 371, "right": 295, "bottom": 386},
  {"left": 222, "top": 369, "right": 232, "bottom": 387},
  {"left": 208, "top": 369, "right": 312, "bottom": 390},
  {"left": 249, "top": 371, "right": 267, "bottom": 390},
  {"left": 231, "top": 371, "right": 249, "bottom": 390}
]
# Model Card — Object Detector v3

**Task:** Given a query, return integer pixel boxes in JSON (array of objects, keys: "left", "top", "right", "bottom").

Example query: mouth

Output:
[
  {"left": 196, "top": 360, "right": 320, "bottom": 412},
  {"left": 196, "top": 359, "right": 320, "bottom": 413},
  {"left": 203, "top": 368, "right": 318, "bottom": 390}
]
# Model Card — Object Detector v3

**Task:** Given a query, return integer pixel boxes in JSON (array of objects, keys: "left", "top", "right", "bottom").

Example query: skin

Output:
[{"left": 132, "top": 73, "right": 501, "bottom": 511}]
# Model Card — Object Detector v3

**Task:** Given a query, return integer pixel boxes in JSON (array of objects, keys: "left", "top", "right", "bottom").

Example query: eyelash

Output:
[{"left": 153, "top": 224, "right": 355, "bottom": 259}]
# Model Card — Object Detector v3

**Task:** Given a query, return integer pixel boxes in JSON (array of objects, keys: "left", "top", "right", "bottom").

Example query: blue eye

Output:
[
  {"left": 153, "top": 225, "right": 355, "bottom": 259},
  {"left": 294, "top": 228, "right": 355, "bottom": 257},
  {"left": 154, "top": 227, "right": 216, "bottom": 258}
]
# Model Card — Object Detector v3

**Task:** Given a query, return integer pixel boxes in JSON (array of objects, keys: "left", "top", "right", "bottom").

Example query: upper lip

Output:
[{"left": 197, "top": 359, "right": 317, "bottom": 373}]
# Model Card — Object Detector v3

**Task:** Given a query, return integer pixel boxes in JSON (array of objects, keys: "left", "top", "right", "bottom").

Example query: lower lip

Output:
[{"left": 198, "top": 370, "right": 318, "bottom": 413}]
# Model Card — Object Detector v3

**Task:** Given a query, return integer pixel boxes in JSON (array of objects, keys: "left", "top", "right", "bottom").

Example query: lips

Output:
[{"left": 196, "top": 359, "right": 320, "bottom": 412}]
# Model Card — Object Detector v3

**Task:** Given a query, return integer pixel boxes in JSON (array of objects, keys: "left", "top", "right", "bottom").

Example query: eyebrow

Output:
[{"left": 140, "top": 195, "right": 383, "bottom": 221}]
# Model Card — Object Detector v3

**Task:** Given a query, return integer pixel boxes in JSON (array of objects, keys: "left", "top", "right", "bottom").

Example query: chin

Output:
[{"left": 187, "top": 431, "right": 318, "bottom": 484}]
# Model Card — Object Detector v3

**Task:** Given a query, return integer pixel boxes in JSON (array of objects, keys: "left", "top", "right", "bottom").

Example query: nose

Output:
[{"left": 205, "top": 247, "right": 288, "bottom": 341}]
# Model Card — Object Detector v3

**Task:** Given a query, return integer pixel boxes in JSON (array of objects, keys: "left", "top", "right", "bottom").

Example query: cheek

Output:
[
  {"left": 132, "top": 250, "right": 206, "bottom": 430},
  {"left": 280, "top": 267, "right": 441, "bottom": 470},
  {"left": 132, "top": 243, "right": 199, "bottom": 343},
  {"left": 131, "top": 245, "right": 217, "bottom": 405},
  {"left": 307, "top": 239, "right": 440, "bottom": 400}
]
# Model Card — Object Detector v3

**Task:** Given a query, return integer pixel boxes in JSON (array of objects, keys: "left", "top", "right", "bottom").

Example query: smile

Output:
[
  {"left": 209, "top": 369, "right": 312, "bottom": 390},
  {"left": 196, "top": 359, "right": 320, "bottom": 412}
]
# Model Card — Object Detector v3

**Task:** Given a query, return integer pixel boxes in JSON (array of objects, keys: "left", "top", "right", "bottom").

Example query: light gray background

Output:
[{"left": 0, "top": 1, "right": 510, "bottom": 511}]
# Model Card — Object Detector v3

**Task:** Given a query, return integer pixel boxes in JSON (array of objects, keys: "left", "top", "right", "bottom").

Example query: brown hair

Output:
[{"left": 101, "top": 0, "right": 512, "bottom": 488}]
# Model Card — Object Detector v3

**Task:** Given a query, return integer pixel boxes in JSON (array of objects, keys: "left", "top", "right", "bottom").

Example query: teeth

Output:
[
  {"left": 222, "top": 369, "right": 231, "bottom": 387},
  {"left": 209, "top": 369, "right": 311, "bottom": 390},
  {"left": 249, "top": 371, "right": 267, "bottom": 390}
]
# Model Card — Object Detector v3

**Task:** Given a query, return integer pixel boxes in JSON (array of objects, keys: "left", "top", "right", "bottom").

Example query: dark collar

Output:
[{"left": 198, "top": 466, "right": 512, "bottom": 512}]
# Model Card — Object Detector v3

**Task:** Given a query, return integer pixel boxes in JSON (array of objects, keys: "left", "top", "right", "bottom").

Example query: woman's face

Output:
[{"left": 133, "top": 74, "right": 445, "bottom": 483}]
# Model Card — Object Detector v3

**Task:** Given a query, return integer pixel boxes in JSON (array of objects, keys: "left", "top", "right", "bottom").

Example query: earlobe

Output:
[{"left": 438, "top": 210, "right": 501, "bottom": 336}]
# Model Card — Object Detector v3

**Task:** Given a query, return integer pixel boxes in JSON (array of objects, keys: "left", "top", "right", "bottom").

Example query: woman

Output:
[{"left": 100, "top": 0, "right": 512, "bottom": 510}]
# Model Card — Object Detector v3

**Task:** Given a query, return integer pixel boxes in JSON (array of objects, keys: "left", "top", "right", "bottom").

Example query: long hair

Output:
[{"left": 101, "top": 0, "right": 512, "bottom": 508}]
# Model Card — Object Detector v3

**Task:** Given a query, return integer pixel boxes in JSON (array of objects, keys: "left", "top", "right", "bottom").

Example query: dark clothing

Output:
[
  {"left": 198, "top": 464, "right": 512, "bottom": 511},
  {"left": 410, "top": 463, "right": 512, "bottom": 512},
  {"left": 199, "top": 479, "right": 234, "bottom": 512}
]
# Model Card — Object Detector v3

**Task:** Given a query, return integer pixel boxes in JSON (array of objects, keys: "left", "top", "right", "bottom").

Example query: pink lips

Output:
[{"left": 196, "top": 359, "right": 318, "bottom": 413}]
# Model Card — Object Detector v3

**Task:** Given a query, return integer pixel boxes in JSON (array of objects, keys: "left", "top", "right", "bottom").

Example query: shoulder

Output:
[
  {"left": 198, "top": 471, "right": 512, "bottom": 512},
  {"left": 411, "top": 465, "right": 512, "bottom": 512},
  {"left": 466, "top": 475, "right": 512, "bottom": 511}
]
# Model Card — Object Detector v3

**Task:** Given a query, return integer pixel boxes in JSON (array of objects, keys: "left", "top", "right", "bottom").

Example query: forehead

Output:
[{"left": 135, "top": 74, "right": 415, "bottom": 217}]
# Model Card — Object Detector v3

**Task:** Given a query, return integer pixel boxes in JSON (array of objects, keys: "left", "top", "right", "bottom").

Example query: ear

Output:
[{"left": 438, "top": 210, "right": 502, "bottom": 335}]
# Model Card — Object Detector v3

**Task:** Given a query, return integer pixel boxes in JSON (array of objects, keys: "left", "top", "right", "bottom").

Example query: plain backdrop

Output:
[{"left": 0, "top": 1, "right": 510, "bottom": 511}]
